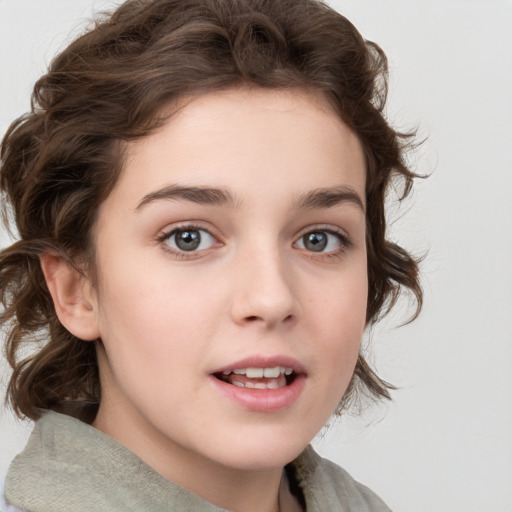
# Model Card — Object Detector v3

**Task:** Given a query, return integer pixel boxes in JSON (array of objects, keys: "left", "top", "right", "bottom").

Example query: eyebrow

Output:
[
  {"left": 135, "top": 184, "right": 364, "bottom": 213},
  {"left": 136, "top": 185, "right": 235, "bottom": 211},
  {"left": 294, "top": 187, "right": 365, "bottom": 213}
]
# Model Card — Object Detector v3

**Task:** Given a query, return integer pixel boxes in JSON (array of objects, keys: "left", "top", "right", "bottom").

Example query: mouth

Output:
[
  {"left": 214, "top": 366, "right": 297, "bottom": 390},
  {"left": 209, "top": 356, "right": 306, "bottom": 411}
]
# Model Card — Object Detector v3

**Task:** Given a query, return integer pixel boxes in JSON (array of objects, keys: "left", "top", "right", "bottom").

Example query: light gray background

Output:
[{"left": 1, "top": 1, "right": 511, "bottom": 511}]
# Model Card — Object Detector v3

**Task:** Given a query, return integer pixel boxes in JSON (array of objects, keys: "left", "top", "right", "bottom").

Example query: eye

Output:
[
  {"left": 295, "top": 229, "right": 347, "bottom": 253},
  {"left": 163, "top": 227, "right": 217, "bottom": 253}
]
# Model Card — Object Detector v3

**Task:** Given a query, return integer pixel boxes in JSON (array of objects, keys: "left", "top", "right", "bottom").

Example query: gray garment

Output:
[{"left": 4, "top": 411, "right": 391, "bottom": 512}]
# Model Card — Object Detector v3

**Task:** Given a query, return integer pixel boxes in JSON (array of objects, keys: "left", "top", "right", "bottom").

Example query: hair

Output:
[{"left": 1, "top": 0, "right": 422, "bottom": 422}]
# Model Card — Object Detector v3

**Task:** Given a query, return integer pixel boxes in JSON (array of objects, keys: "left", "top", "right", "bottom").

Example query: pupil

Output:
[
  {"left": 304, "top": 232, "right": 327, "bottom": 252},
  {"left": 176, "top": 230, "right": 201, "bottom": 251}
]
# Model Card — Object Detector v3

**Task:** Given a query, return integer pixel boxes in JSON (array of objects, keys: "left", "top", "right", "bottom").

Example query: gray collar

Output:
[{"left": 5, "top": 411, "right": 390, "bottom": 512}]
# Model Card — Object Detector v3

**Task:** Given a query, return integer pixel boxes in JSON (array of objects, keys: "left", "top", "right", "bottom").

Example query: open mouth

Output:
[{"left": 214, "top": 366, "right": 297, "bottom": 389}]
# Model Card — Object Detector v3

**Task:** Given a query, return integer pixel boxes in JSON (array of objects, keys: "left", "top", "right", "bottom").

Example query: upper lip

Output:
[{"left": 211, "top": 355, "right": 307, "bottom": 375}]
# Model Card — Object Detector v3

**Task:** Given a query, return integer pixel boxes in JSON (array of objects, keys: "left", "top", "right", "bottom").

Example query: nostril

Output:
[{"left": 242, "top": 313, "right": 295, "bottom": 325}]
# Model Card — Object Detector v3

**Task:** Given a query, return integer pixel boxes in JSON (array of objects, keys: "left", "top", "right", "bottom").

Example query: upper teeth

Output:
[{"left": 222, "top": 366, "right": 293, "bottom": 378}]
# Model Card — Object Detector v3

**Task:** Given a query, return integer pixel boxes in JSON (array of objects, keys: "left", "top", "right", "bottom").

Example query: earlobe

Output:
[{"left": 40, "top": 253, "right": 101, "bottom": 341}]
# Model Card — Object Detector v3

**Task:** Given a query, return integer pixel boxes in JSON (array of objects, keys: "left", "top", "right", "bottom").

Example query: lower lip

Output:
[{"left": 208, "top": 374, "right": 306, "bottom": 412}]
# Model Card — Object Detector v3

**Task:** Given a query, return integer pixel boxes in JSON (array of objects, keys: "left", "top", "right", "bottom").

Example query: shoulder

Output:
[{"left": 292, "top": 446, "right": 392, "bottom": 512}]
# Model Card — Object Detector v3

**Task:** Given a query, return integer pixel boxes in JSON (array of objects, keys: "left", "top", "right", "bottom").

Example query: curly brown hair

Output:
[{"left": 0, "top": 0, "right": 421, "bottom": 422}]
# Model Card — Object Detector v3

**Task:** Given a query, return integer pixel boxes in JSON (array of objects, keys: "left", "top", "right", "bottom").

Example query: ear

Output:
[{"left": 40, "top": 253, "right": 101, "bottom": 341}]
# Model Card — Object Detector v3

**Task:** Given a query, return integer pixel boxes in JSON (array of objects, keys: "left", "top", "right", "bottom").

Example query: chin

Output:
[{"left": 208, "top": 428, "right": 312, "bottom": 471}]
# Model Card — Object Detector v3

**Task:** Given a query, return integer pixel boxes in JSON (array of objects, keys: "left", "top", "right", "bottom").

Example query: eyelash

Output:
[
  {"left": 157, "top": 223, "right": 220, "bottom": 259},
  {"left": 156, "top": 223, "right": 353, "bottom": 259},
  {"left": 294, "top": 225, "right": 353, "bottom": 260}
]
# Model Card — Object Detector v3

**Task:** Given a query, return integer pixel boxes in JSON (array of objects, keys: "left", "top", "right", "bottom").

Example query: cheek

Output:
[
  {"left": 311, "top": 269, "right": 367, "bottom": 372},
  {"left": 94, "top": 259, "right": 221, "bottom": 367}
]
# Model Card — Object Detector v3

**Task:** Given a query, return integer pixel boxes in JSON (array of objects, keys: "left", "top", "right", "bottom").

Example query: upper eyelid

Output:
[
  {"left": 294, "top": 224, "right": 352, "bottom": 241},
  {"left": 157, "top": 221, "right": 220, "bottom": 240}
]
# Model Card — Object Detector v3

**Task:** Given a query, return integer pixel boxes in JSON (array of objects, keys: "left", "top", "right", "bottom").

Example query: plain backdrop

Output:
[{"left": 1, "top": 1, "right": 511, "bottom": 511}]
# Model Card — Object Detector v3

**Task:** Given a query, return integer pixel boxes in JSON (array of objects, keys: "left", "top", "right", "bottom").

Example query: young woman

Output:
[{"left": 0, "top": 0, "right": 421, "bottom": 510}]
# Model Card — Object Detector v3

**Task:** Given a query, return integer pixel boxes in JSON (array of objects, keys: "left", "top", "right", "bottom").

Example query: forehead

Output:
[{"left": 110, "top": 87, "right": 366, "bottom": 209}]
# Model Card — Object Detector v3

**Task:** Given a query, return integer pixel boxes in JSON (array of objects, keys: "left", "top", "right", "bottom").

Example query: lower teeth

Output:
[
  {"left": 232, "top": 380, "right": 282, "bottom": 389},
  {"left": 218, "top": 374, "right": 289, "bottom": 389}
]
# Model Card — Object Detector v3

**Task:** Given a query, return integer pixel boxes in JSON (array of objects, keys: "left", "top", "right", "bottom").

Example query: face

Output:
[{"left": 88, "top": 88, "right": 367, "bottom": 482}]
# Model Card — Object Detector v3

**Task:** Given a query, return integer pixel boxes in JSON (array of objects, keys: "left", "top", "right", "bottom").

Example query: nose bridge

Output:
[{"left": 230, "top": 237, "right": 299, "bottom": 327}]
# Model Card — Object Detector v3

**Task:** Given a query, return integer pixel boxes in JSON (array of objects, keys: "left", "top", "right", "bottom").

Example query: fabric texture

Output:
[
  {"left": 1, "top": 490, "right": 27, "bottom": 512},
  {"left": 4, "top": 411, "right": 391, "bottom": 512}
]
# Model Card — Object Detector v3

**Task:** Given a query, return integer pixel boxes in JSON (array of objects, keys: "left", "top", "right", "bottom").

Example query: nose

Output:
[{"left": 230, "top": 246, "right": 300, "bottom": 329}]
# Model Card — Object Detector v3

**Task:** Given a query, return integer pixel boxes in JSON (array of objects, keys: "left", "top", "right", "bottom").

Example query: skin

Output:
[{"left": 45, "top": 87, "right": 368, "bottom": 512}]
